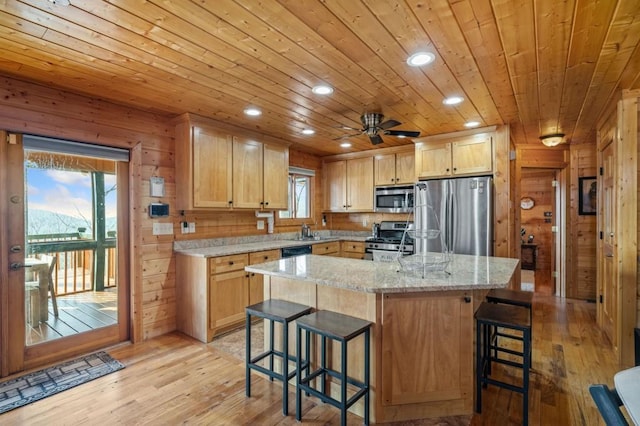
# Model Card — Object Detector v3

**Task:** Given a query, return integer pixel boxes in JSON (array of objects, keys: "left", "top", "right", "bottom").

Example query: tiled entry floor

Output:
[{"left": 521, "top": 269, "right": 535, "bottom": 292}]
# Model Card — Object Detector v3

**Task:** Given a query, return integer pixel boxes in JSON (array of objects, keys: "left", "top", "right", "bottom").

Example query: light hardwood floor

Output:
[{"left": 0, "top": 295, "right": 626, "bottom": 425}]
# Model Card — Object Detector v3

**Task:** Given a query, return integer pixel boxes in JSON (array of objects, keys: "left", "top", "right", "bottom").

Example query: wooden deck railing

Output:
[{"left": 27, "top": 232, "right": 117, "bottom": 296}]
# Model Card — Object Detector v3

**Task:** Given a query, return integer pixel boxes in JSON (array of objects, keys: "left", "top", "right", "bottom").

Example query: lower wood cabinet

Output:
[
  {"left": 176, "top": 249, "right": 280, "bottom": 343},
  {"left": 340, "top": 240, "right": 365, "bottom": 259},
  {"left": 380, "top": 292, "right": 473, "bottom": 408},
  {"left": 312, "top": 241, "right": 340, "bottom": 256},
  {"left": 248, "top": 249, "right": 280, "bottom": 305}
]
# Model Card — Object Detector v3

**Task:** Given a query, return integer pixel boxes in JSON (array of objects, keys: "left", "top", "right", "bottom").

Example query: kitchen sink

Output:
[{"left": 291, "top": 236, "right": 337, "bottom": 241}]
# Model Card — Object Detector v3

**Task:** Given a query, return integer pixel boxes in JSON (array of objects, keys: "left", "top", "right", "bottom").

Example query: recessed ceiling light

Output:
[
  {"left": 406, "top": 52, "right": 435, "bottom": 67},
  {"left": 443, "top": 96, "right": 464, "bottom": 106},
  {"left": 464, "top": 121, "right": 481, "bottom": 128},
  {"left": 301, "top": 129, "right": 315, "bottom": 135},
  {"left": 244, "top": 107, "right": 262, "bottom": 116},
  {"left": 312, "top": 85, "right": 333, "bottom": 95},
  {"left": 396, "top": 135, "right": 406, "bottom": 139},
  {"left": 340, "top": 142, "right": 352, "bottom": 148}
]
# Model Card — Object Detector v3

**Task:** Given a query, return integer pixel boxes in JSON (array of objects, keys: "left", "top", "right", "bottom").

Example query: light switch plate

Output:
[
  {"left": 153, "top": 223, "right": 173, "bottom": 235},
  {"left": 188, "top": 222, "right": 195, "bottom": 233},
  {"left": 257, "top": 220, "right": 264, "bottom": 230}
]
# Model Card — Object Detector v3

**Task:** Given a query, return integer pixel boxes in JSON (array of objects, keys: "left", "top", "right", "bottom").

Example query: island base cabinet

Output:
[
  {"left": 265, "top": 276, "right": 476, "bottom": 423},
  {"left": 380, "top": 292, "right": 473, "bottom": 417}
]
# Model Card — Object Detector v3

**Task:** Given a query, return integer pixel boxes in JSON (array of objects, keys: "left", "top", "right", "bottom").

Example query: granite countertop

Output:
[
  {"left": 245, "top": 254, "right": 519, "bottom": 293},
  {"left": 174, "top": 236, "right": 368, "bottom": 258}
]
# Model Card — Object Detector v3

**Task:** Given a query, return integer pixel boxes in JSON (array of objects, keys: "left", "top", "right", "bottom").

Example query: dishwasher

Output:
[{"left": 281, "top": 244, "right": 312, "bottom": 258}]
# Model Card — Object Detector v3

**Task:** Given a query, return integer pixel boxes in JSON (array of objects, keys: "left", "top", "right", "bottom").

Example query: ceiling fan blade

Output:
[
  {"left": 385, "top": 129, "right": 421, "bottom": 137},
  {"left": 378, "top": 119, "right": 401, "bottom": 130},
  {"left": 369, "top": 134, "right": 384, "bottom": 145},
  {"left": 337, "top": 125, "right": 361, "bottom": 131}
]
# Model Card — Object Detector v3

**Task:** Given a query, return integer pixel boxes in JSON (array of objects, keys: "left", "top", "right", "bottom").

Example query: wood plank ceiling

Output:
[{"left": 1, "top": 0, "right": 639, "bottom": 156}]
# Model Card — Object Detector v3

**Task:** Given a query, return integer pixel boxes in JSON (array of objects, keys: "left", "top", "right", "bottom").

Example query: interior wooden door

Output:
[{"left": 599, "top": 142, "right": 616, "bottom": 346}]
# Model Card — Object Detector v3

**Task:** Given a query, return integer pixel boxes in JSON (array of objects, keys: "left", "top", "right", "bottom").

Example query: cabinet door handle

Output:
[
  {"left": 228, "top": 200, "right": 233, "bottom": 205},
  {"left": 260, "top": 201, "right": 264, "bottom": 205},
  {"left": 265, "top": 201, "right": 269, "bottom": 206},
  {"left": 264, "top": 256, "right": 269, "bottom": 260},
  {"left": 463, "top": 296, "right": 471, "bottom": 303},
  {"left": 229, "top": 261, "right": 234, "bottom": 265},
  {"left": 446, "top": 168, "right": 450, "bottom": 172}
]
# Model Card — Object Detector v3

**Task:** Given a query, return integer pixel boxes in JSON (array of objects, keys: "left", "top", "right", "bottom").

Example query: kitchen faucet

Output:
[{"left": 301, "top": 223, "right": 311, "bottom": 239}]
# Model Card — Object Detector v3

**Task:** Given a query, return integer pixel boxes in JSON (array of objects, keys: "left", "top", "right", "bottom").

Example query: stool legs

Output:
[{"left": 245, "top": 313, "right": 252, "bottom": 398}]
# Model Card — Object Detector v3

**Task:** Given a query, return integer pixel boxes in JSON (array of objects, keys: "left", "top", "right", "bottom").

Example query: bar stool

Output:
[
  {"left": 245, "top": 299, "right": 313, "bottom": 415},
  {"left": 476, "top": 301, "right": 532, "bottom": 426},
  {"left": 486, "top": 288, "right": 533, "bottom": 362},
  {"left": 295, "top": 310, "right": 372, "bottom": 426}
]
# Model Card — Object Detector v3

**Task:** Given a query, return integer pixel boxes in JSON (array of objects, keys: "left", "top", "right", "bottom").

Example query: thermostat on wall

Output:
[{"left": 149, "top": 203, "right": 170, "bottom": 218}]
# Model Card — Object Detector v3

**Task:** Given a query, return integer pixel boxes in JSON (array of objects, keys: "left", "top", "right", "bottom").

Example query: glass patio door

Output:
[{"left": 2, "top": 133, "right": 129, "bottom": 375}]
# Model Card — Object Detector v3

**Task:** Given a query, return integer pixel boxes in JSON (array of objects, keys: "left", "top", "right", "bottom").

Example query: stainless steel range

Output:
[{"left": 364, "top": 221, "right": 414, "bottom": 260}]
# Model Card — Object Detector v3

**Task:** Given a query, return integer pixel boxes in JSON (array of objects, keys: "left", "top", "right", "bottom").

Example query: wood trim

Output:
[
  {"left": 414, "top": 126, "right": 497, "bottom": 143},
  {"left": 322, "top": 144, "right": 414, "bottom": 162},
  {"left": 0, "top": 130, "right": 8, "bottom": 376},
  {"left": 129, "top": 143, "right": 144, "bottom": 343},
  {"left": 617, "top": 96, "right": 637, "bottom": 367}
]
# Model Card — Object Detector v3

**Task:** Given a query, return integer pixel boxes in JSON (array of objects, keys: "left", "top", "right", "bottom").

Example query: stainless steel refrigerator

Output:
[{"left": 414, "top": 176, "right": 493, "bottom": 256}]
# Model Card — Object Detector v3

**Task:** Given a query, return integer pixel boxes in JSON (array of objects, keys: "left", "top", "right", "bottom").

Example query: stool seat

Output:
[
  {"left": 245, "top": 299, "right": 313, "bottom": 416},
  {"left": 486, "top": 288, "right": 533, "bottom": 308},
  {"left": 296, "top": 310, "right": 372, "bottom": 426},
  {"left": 295, "top": 310, "right": 372, "bottom": 341},
  {"left": 246, "top": 299, "right": 313, "bottom": 322},
  {"left": 476, "top": 301, "right": 531, "bottom": 329}
]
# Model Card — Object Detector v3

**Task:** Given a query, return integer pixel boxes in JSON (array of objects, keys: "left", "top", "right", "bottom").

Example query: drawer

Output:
[
  {"left": 312, "top": 241, "right": 340, "bottom": 255},
  {"left": 210, "top": 253, "right": 249, "bottom": 274},
  {"left": 249, "top": 249, "right": 281, "bottom": 265},
  {"left": 341, "top": 241, "right": 365, "bottom": 253}
]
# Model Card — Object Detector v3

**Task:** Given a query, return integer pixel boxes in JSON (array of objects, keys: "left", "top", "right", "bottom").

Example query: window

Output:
[{"left": 279, "top": 167, "right": 314, "bottom": 220}]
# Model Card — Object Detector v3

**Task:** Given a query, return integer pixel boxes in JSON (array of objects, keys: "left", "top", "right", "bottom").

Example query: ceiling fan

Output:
[{"left": 338, "top": 113, "right": 420, "bottom": 145}]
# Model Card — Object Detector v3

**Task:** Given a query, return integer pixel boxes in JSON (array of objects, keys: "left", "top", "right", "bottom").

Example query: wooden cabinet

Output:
[
  {"left": 324, "top": 157, "right": 374, "bottom": 212},
  {"left": 416, "top": 135, "right": 492, "bottom": 179},
  {"left": 175, "top": 114, "right": 288, "bottom": 210},
  {"left": 176, "top": 121, "right": 234, "bottom": 209},
  {"left": 208, "top": 254, "right": 249, "bottom": 336},
  {"left": 341, "top": 241, "right": 365, "bottom": 259},
  {"left": 312, "top": 241, "right": 340, "bottom": 256},
  {"left": 177, "top": 249, "right": 280, "bottom": 343},
  {"left": 380, "top": 291, "right": 473, "bottom": 409},
  {"left": 248, "top": 249, "right": 281, "bottom": 305},
  {"left": 374, "top": 151, "right": 415, "bottom": 186},
  {"left": 263, "top": 143, "right": 289, "bottom": 209}
]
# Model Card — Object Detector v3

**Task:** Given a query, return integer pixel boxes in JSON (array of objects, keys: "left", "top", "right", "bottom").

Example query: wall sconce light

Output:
[{"left": 540, "top": 133, "right": 565, "bottom": 147}]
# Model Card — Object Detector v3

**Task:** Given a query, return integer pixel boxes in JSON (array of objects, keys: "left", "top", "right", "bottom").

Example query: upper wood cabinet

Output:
[
  {"left": 374, "top": 151, "right": 415, "bottom": 186},
  {"left": 324, "top": 157, "right": 374, "bottom": 212},
  {"left": 175, "top": 114, "right": 289, "bottom": 210},
  {"left": 415, "top": 135, "right": 492, "bottom": 179}
]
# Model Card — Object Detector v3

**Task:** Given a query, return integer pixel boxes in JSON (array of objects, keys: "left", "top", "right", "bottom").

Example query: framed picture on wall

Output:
[{"left": 578, "top": 176, "right": 597, "bottom": 215}]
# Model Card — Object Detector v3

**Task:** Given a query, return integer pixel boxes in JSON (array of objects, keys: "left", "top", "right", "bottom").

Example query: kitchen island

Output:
[{"left": 245, "top": 254, "right": 519, "bottom": 423}]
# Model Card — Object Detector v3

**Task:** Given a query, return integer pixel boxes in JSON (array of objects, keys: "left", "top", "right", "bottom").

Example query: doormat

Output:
[{"left": 0, "top": 351, "right": 124, "bottom": 415}]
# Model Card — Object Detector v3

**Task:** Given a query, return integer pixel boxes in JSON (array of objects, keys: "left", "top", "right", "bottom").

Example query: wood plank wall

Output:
[
  {"left": 569, "top": 144, "right": 597, "bottom": 300},
  {"left": 0, "top": 76, "right": 175, "bottom": 342}
]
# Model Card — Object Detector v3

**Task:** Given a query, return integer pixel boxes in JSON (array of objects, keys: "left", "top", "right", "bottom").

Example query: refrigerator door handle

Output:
[{"left": 448, "top": 180, "right": 455, "bottom": 253}]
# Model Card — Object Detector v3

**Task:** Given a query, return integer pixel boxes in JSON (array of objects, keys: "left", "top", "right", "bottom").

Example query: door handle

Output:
[
  {"left": 605, "top": 253, "right": 614, "bottom": 258},
  {"left": 10, "top": 262, "right": 32, "bottom": 271}
]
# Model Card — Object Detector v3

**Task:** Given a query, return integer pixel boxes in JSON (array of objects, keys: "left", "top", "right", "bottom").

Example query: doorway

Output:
[
  {"left": 1, "top": 134, "right": 130, "bottom": 375},
  {"left": 519, "top": 168, "right": 562, "bottom": 295}
]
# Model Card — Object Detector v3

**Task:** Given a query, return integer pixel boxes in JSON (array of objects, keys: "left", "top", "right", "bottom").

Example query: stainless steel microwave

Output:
[{"left": 374, "top": 185, "right": 414, "bottom": 213}]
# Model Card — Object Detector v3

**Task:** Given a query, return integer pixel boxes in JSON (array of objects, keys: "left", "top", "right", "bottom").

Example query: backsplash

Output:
[{"left": 173, "top": 230, "right": 370, "bottom": 250}]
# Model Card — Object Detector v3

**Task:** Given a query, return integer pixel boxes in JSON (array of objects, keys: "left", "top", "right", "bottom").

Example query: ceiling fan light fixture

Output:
[
  {"left": 407, "top": 52, "right": 435, "bottom": 67},
  {"left": 312, "top": 85, "right": 333, "bottom": 95},
  {"left": 464, "top": 121, "right": 480, "bottom": 128},
  {"left": 443, "top": 96, "right": 464, "bottom": 106},
  {"left": 540, "top": 133, "right": 565, "bottom": 147},
  {"left": 301, "top": 129, "right": 315, "bottom": 135},
  {"left": 243, "top": 107, "right": 262, "bottom": 116}
]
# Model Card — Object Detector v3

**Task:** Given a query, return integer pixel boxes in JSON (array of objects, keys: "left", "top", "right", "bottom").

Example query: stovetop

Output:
[{"left": 365, "top": 237, "right": 404, "bottom": 244}]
